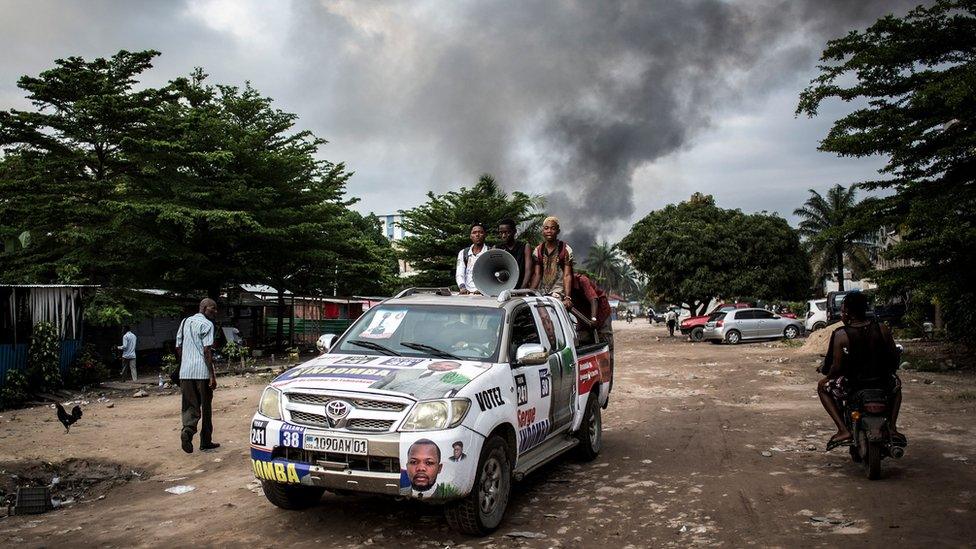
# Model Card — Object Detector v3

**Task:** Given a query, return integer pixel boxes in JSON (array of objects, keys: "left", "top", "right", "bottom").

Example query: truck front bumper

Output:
[{"left": 250, "top": 415, "right": 482, "bottom": 501}]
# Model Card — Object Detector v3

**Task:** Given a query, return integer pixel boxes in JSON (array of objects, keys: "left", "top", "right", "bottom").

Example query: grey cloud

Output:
[{"left": 1, "top": 0, "right": 923, "bottom": 258}]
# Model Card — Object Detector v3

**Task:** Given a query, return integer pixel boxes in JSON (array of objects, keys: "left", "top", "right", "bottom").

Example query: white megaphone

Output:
[{"left": 472, "top": 249, "right": 519, "bottom": 297}]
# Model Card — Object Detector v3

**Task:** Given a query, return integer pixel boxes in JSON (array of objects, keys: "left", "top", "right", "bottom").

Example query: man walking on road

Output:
[
  {"left": 665, "top": 308, "right": 678, "bottom": 337},
  {"left": 118, "top": 326, "right": 138, "bottom": 381},
  {"left": 176, "top": 298, "right": 220, "bottom": 454}
]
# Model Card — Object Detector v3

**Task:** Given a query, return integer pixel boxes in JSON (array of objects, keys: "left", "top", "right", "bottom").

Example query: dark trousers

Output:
[
  {"left": 181, "top": 379, "right": 213, "bottom": 444},
  {"left": 667, "top": 320, "right": 676, "bottom": 336}
]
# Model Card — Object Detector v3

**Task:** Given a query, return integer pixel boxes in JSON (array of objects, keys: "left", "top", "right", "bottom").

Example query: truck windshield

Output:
[{"left": 333, "top": 305, "right": 504, "bottom": 362}]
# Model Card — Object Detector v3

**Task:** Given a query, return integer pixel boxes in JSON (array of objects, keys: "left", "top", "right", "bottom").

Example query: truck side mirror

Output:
[
  {"left": 316, "top": 334, "right": 337, "bottom": 354},
  {"left": 515, "top": 343, "right": 548, "bottom": 366}
]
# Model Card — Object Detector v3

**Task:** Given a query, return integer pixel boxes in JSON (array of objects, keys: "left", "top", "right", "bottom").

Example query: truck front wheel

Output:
[
  {"left": 445, "top": 435, "right": 511, "bottom": 535},
  {"left": 261, "top": 480, "right": 324, "bottom": 510}
]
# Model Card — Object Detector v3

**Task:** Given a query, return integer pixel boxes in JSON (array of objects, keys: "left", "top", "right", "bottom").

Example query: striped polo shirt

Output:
[{"left": 176, "top": 313, "right": 215, "bottom": 380}]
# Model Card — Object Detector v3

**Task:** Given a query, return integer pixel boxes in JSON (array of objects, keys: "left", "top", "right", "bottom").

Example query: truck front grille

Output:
[
  {"left": 272, "top": 447, "right": 400, "bottom": 473},
  {"left": 285, "top": 392, "right": 407, "bottom": 412},
  {"left": 287, "top": 411, "right": 396, "bottom": 432}
]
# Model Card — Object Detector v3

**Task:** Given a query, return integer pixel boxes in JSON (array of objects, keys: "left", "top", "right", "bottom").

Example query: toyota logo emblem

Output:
[{"left": 325, "top": 400, "right": 351, "bottom": 421}]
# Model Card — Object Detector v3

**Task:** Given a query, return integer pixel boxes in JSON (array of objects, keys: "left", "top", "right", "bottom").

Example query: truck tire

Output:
[
  {"left": 261, "top": 480, "right": 324, "bottom": 510},
  {"left": 575, "top": 393, "right": 603, "bottom": 461},
  {"left": 690, "top": 327, "right": 704, "bottom": 342},
  {"left": 445, "top": 435, "right": 512, "bottom": 535}
]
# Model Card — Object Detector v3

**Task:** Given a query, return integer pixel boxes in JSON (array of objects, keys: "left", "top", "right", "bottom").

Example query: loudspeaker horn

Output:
[{"left": 471, "top": 249, "right": 519, "bottom": 297}]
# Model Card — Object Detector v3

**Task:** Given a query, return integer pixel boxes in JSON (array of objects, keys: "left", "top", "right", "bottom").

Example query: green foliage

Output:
[
  {"left": 619, "top": 193, "right": 811, "bottom": 315},
  {"left": 161, "top": 353, "right": 180, "bottom": 376},
  {"left": 65, "top": 344, "right": 109, "bottom": 388},
  {"left": 0, "top": 369, "right": 30, "bottom": 410},
  {"left": 793, "top": 185, "right": 874, "bottom": 290},
  {"left": 797, "top": 1, "right": 976, "bottom": 344},
  {"left": 396, "top": 175, "right": 545, "bottom": 288},
  {"left": 28, "top": 321, "right": 62, "bottom": 391},
  {"left": 0, "top": 50, "right": 398, "bottom": 305},
  {"left": 84, "top": 288, "right": 183, "bottom": 327},
  {"left": 584, "top": 242, "right": 644, "bottom": 299},
  {"left": 0, "top": 50, "right": 166, "bottom": 286}
]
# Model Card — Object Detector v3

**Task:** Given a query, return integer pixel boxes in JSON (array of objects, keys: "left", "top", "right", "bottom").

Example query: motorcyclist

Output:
[{"left": 817, "top": 291, "right": 905, "bottom": 450}]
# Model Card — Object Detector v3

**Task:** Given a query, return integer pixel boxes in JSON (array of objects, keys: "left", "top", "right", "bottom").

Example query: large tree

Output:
[
  {"left": 797, "top": 0, "right": 975, "bottom": 341},
  {"left": 396, "top": 175, "right": 544, "bottom": 288},
  {"left": 1, "top": 51, "right": 397, "bottom": 338},
  {"left": 619, "top": 193, "right": 810, "bottom": 315},
  {"left": 0, "top": 50, "right": 167, "bottom": 285},
  {"left": 793, "top": 184, "right": 874, "bottom": 291}
]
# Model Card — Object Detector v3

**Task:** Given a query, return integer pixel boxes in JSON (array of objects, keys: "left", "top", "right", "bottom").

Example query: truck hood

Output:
[{"left": 269, "top": 353, "right": 494, "bottom": 400}]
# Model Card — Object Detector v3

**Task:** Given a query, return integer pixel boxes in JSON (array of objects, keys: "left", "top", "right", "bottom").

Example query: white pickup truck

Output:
[{"left": 250, "top": 288, "right": 613, "bottom": 535}]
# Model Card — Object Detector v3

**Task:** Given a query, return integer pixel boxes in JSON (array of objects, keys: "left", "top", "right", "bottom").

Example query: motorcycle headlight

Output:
[
  {"left": 258, "top": 387, "right": 282, "bottom": 420},
  {"left": 400, "top": 398, "right": 471, "bottom": 432}
]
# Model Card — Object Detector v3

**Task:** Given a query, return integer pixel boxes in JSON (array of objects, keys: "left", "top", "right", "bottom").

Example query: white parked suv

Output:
[
  {"left": 250, "top": 288, "right": 612, "bottom": 535},
  {"left": 805, "top": 299, "right": 828, "bottom": 332}
]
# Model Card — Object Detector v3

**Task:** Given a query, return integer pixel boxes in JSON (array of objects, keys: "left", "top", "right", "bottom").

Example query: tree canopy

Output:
[
  {"left": 619, "top": 193, "right": 811, "bottom": 315},
  {"left": 793, "top": 184, "right": 874, "bottom": 291},
  {"left": 797, "top": 0, "right": 975, "bottom": 341},
  {"left": 0, "top": 50, "right": 397, "bottom": 320},
  {"left": 396, "top": 175, "right": 544, "bottom": 288}
]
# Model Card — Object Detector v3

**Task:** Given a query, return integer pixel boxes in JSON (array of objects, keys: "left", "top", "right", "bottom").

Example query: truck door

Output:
[
  {"left": 533, "top": 303, "right": 575, "bottom": 432},
  {"left": 508, "top": 304, "right": 554, "bottom": 455}
]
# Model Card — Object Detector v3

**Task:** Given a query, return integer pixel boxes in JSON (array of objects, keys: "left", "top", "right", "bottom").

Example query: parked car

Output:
[
  {"left": 702, "top": 308, "right": 804, "bottom": 344},
  {"left": 805, "top": 299, "right": 828, "bottom": 332},
  {"left": 679, "top": 302, "right": 751, "bottom": 342},
  {"left": 826, "top": 290, "right": 905, "bottom": 326},
  {"left": 646, "top": 308, "right": 665, "bottom": 324}
]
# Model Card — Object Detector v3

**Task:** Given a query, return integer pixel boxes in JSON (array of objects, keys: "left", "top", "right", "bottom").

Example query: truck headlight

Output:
[
  {"left": 400, "top": 398, "right": 471, "bottom": 431},
  {"left": 259, "top": 387, "right": 282, "bottom": 420}
]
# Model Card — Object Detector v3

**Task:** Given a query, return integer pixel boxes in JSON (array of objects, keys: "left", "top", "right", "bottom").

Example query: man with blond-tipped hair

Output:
[{"left": 530, "top": 216, "right": 574, "bottom": 299}]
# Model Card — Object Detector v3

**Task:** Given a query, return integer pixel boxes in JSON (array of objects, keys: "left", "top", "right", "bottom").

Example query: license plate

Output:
[{"left": 303, "top": 433, "right": 368, "bottom": 455}]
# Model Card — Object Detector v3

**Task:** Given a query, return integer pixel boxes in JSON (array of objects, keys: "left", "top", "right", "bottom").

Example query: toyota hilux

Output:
[{"left": 249, "top": 288, "right": 613, "bottom": 535}]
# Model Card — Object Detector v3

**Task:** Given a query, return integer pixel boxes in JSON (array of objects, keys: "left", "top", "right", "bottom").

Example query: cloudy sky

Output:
[{"left": 0, "top": 0, "right": 920, "bottom": 251}]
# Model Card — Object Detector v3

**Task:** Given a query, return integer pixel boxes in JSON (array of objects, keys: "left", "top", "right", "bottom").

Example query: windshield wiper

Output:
[
  {"left": 346, "top": 339, "right": 401, "bottom": 356},
  {"left": 399, "top": 341, "right": 461, "bottom": 360}
]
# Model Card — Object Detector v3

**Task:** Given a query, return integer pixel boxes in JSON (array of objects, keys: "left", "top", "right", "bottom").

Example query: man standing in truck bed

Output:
[{"left": 531, "top": 216, "right": 574, "bottom": 299}]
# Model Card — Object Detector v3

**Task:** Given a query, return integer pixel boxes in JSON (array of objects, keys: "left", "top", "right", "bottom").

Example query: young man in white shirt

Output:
[
  {"left": 455, "top": 222, "right": 488, "bottom": 294},
  {"left": 117, "top": 326, "right": 137, "bottom": 381}
]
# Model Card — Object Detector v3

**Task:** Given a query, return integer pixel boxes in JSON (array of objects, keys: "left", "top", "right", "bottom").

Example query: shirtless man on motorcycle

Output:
[{"left": 817, "top": 292, "right": 906, "bottom": 450}]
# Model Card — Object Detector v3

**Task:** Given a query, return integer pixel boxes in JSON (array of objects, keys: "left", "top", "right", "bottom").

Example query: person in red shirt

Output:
[{"left": 563, "top": 273, "right": 614, "bottom": 361}]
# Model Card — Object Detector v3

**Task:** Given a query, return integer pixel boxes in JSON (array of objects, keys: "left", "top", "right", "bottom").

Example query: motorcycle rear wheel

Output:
[{"left": 863, "top": 438, "right": 882, "bottom": 480}]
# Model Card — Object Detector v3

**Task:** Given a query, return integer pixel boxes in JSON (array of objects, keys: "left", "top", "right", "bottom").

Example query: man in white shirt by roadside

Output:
[{"left": 118, "top": 326, "right": 137, "bottom": 381}]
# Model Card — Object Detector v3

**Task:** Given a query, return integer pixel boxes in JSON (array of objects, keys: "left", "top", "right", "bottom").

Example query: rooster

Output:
[{"left": 55, "top": 403, "right": 83, "bottom": 433}]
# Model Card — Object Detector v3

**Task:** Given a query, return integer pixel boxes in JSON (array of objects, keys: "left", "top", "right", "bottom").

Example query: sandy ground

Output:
[{"left": 2, "top": 321, "right": 975, "bottom": 548}]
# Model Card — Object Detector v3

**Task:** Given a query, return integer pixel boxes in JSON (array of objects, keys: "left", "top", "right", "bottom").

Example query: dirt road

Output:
[{"left": 2, "top": 322, "right": 975, "bottom": 547}]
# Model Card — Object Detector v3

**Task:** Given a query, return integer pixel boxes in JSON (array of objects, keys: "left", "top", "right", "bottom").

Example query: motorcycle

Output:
[{"left": 843, "top": 344, "right": 906, "bottom": 479}]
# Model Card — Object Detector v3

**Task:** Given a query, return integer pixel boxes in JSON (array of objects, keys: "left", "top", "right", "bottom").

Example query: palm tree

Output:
[
  {"left": 585, "top": 242, "right": 622, "bottom": 290},
  {"left": 793, "top": 184, "right": 874, "bottom": 291}
]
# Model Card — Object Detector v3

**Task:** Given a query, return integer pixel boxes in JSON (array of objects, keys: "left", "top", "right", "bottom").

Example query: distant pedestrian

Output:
[
  {"left": 118, "top": 326, "right": 137, "bottom": 381},
  {"left": 175, "top": 298, "right": 220, "bottom": 454},
  {"left": 665, "top": 308, "right": 678, "bottom": 337}
]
